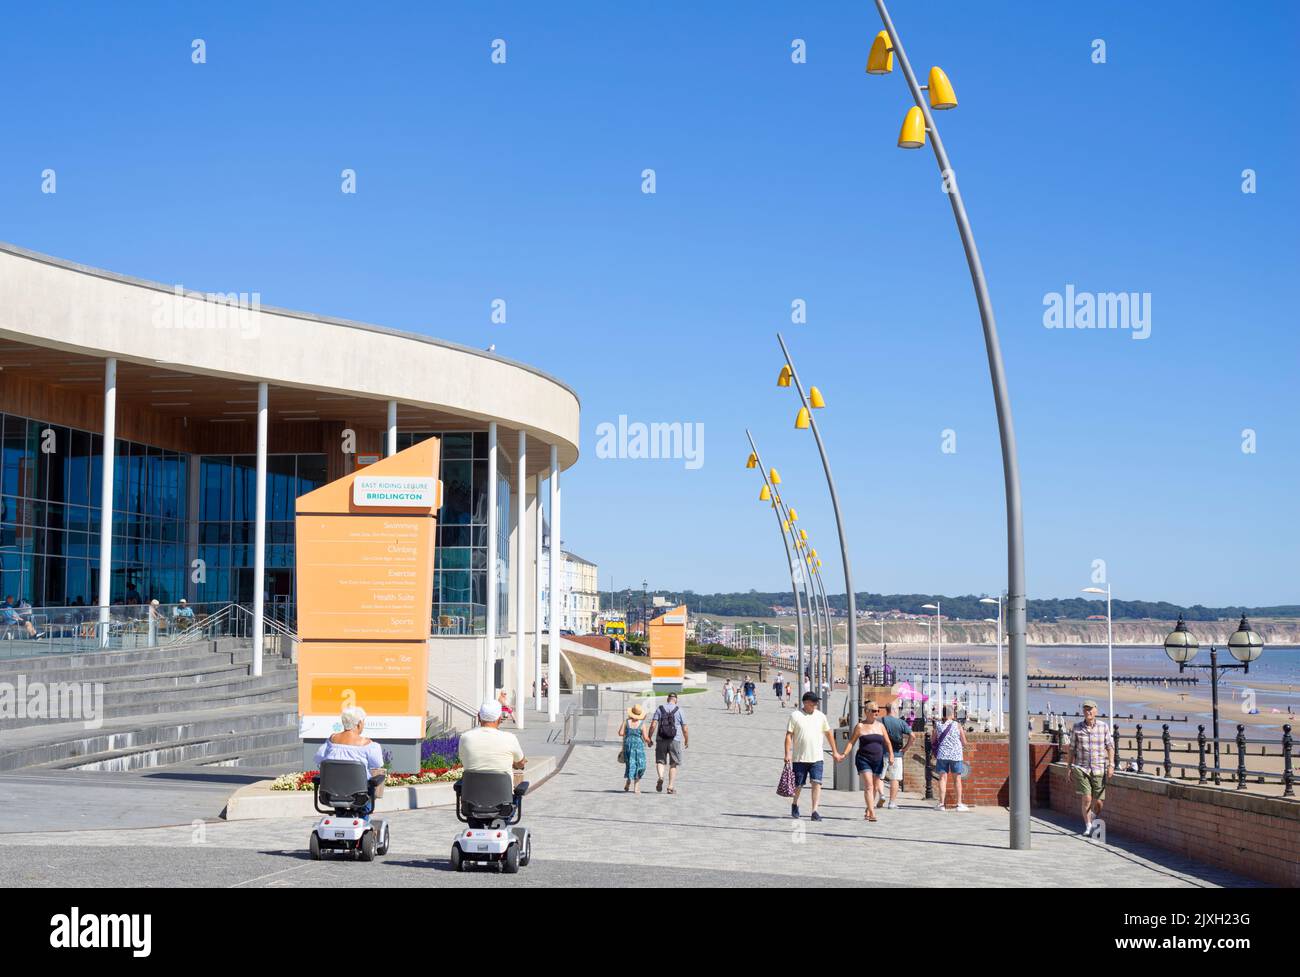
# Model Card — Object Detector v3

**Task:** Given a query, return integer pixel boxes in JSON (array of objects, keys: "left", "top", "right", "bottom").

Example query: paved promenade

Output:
[{"left": 0, "top": 683, "right": 1254, "bottom": 887}]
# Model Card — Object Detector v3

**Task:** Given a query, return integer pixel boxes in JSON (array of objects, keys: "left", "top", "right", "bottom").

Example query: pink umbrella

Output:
[{"left": 892, "top": 681, "right": 928, "bottom": 702}]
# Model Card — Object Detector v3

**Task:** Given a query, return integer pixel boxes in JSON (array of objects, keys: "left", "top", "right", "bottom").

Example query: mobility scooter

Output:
[
  {"left": 308, "top": 759, "right": 391, "bottom": 861},
  {"left": 450, "top": 770, "right": 531, "bottom": 873}
]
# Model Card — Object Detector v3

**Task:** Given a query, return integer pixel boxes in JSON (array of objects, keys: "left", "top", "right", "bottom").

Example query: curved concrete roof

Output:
[{"left": 0, "top": 241, "right": 580, "bottom": 469}]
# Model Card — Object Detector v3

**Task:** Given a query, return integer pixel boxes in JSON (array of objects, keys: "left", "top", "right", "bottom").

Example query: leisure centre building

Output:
[{"left": 0, "top": 241, "right": 580, "bottom": 718}]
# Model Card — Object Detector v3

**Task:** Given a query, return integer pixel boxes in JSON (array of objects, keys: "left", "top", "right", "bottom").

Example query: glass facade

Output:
[
  {"left": 195, "top": 453, "right": 327, "bottom": 614},
  {"left": 398, "top": 431, "right": 510, "bottom": 636},
  {"left": 0, "top": 410, "right": 509, "bottom": 637},
  {"left": 1, "top": 413, "right": 187, "bottom": 605}
]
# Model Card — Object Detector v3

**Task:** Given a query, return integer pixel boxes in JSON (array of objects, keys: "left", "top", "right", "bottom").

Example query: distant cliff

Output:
[{"left": 858, "top": 619, "right": 1300, "bottom": 647}]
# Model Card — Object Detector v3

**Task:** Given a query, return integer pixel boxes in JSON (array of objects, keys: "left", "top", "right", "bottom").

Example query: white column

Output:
[
  {"left": 514, "top": 430, "right": 527, "bottom": 728},
  {"left": 386, "top": 400, "right": 397, "bottom": 457},
  {"left": 97, "top": 358, "right": 117, "bottom": 647},
  {"left": 547, "top": 444, "right": 560, "bottom": 722},
  {"left": 252, "top": 382, "right": 268, "bottom": 677},
  {"left": 485, "top": 421, "right": 498, "bottom": 704},
  {"left": 534, "top": 468, "right": 545, "bottom": 711}
]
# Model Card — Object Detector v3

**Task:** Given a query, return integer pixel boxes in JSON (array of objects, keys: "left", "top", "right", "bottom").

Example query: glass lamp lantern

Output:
[
  {"left": 1163, "top": 614, "right": 1199, "bottom": 666},
  {"left": 1227, "top": 613, "right": 1265, "bottom": 667}
]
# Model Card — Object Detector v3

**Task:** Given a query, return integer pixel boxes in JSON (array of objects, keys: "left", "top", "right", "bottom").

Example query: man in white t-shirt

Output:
[
  {"left": 459, "top": 700, "right": 526, "bottom": 775},
  {"left": 784, "top": 692, "right": 843, "bottom": 822}
]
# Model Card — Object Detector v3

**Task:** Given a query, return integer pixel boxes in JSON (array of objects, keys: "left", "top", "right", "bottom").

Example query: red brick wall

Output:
[
  {"left": 1047, "top": 763, "right": 1300, "bottom": 887},
  {"left": 896, "top": 733, "right": 1054, "bottom": 808}
]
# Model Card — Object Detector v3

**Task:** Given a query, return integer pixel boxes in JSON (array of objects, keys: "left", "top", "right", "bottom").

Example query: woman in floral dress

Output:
[{"left": 618, "top": 703, "right": 650, "bottom": 793}]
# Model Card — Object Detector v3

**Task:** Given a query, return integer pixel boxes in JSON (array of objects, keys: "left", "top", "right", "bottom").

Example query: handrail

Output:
[{"left": 427, "top": 681, "right": 479, "bottom": 724}]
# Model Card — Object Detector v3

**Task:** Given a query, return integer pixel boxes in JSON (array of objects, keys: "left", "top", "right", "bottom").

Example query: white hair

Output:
[{"left": 340, "top": 706, "right": 366, "bottom": 730}]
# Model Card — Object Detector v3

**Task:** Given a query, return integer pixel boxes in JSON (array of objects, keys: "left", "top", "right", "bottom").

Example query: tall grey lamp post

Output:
[
  {"left": 746, "top": 431, "right": 807, "bottom": 687},
  {"left": 870, "top": 0, "right": 1029, "bottom": 849},
  {"left": 776, "top": 333, "right": 860, "bottom": 726}
]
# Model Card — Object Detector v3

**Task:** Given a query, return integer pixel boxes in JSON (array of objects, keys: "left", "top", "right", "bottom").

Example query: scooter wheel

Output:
[
  {"left": 449, "top": 844, "right": 464, "bottom": 872},
  {"left": 518, "top": 836, "right": 531, "bottom": 867},
  {"left": 503, "top": 843, "right": 520, "bottom": 874},
  {"left": 359, "top": 831, "right": 377, "bottom": 862},
  {"left": 376, "top": 824, "right": 390, "bottom": 856},
  {"left": 309, "top": 833, "right": 322, "bottom": 861}
]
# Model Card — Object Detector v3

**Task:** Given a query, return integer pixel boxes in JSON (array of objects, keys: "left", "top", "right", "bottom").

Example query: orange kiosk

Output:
[
  {"left": 648, "top": 604, "right": 688, "bottom": 695},
  {"left": 294, "top": 438, "right": 441, "bottom": 772}
]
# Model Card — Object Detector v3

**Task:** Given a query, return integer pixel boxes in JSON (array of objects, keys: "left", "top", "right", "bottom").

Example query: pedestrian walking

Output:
[
  {"left": 880, "top": 701, "right": 914, "bottom": 809},
  {"left": 649, "top": 692, "right": 689, "bottom": 795},
  {"left": 1066, "top": 698, "right": 1113, "bottom": 837},
  {"left": 784, "top": 682, "right": 793, "bottom": 708},
  {"left": 773, "top": 671, "right": 785, "bottom": 703},
  {"left": 784, "top": 691, "right": 843, "bottom": 822},
  {"left": 743, "top": 675, "right": 757, "bottom": 714},
  {"left": 618, "top": 704, "right": 650, "bottom": 794},
  {"left": 845, "top": 700, "right": 893, "bottom": 821},
  {"left": 723, "top": 678, "right": 734, "bottom": 711},
  {"left": 933, "top": 706, "right": 969, "bottom": 811}
]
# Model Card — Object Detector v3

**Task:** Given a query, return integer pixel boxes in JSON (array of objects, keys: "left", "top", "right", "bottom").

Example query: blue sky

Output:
[{"left": 2, "top": 1, "right": 1296, "bottom": 607}]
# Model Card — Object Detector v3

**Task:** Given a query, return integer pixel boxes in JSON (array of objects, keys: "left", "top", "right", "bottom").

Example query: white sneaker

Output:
[
  {"left": 934, "top": 802, "right": 947, "bottom": 811},
  {"left": 886, "top": 801, "right": 899, "bottom": 810},
  {"left": 1085, "top": 822, "right": 1099, "bottom": 837},
  {"left": 956, "top": 803, "right": 971, "bottom": 812},
  {"left": 1080, "top": 826, "right": 1094, "bottom": 837}
]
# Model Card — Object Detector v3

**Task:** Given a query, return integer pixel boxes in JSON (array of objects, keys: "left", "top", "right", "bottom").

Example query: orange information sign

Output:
[
  {"left": 648, "top": 604, "right": 687, "bottom": 693},
  {"left": 294, "top": 438, "right": 441, "bottom": 745}
]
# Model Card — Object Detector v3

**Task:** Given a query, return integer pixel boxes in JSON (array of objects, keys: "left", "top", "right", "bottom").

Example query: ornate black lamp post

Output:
[{"left": 1164, "top": 613, "right": 1265, "bottom": 785}]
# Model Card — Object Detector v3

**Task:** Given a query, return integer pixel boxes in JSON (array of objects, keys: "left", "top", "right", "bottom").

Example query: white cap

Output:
[{"left": 478, "top": 700, "right": 503, "bottom": 723}]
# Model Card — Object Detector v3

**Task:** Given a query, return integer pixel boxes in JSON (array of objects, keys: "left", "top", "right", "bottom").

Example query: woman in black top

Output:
[{"left": 846, "top": 700, "right": 894, "bottom": 822}]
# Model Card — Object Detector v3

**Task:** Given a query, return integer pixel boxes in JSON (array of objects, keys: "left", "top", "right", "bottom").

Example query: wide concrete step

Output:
[
  {"left": 195, "top": 742, "right": 304, "bottom": 771},
  {"left": 0, "top": 704, "right": 299, "bottom": 771},
  {"left": 44, "top": 726, "right": 301, "bottom": 773}
]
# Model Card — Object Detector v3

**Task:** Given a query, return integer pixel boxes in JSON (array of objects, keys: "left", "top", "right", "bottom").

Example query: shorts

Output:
[
  {"left": 1072, "top": 766, "right": 1107, "bottom": 798},
  {"left": 655, "top": 738, "right": 683, "bottom": 767},
  {"left": 746, "top": 693, "right": 756, "bottom": 705},
  {"left": 855, "top": 754, "right": 885, "bottom": 777},
  {"left": 882, "top": 756, "right": 904, "bottom": 782},
  {"left": 935, "top": 758, "right": 962, "bottom": 776},
  {"left": 792, "top": 760, "right": 824, "bottom": 786}
]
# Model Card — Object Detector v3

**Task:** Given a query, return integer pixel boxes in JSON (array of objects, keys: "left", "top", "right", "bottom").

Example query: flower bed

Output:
[{"left": 269, "top": 766, "right": 463, "bottom": 791}]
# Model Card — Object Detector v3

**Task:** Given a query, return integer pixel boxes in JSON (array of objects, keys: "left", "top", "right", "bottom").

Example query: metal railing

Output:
[
  {"left": 0, "top": 601, "right": 230, "bottom": 660},
  {"left": 427, "top": 681, "right": 480, "bottom": 731},
  {"left": 1050, "top": 723, "right": 1295, "bottom": 798}
]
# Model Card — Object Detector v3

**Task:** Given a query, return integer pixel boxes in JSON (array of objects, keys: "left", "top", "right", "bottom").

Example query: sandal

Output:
[
  {"left": 666, "top": 787, "right": 676, "bottom": 795},
  {"left": 867, "top": 811, "right": 878, "bottom": 822}
]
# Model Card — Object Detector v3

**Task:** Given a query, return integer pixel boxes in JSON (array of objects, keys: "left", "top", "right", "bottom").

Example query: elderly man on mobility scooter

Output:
[{"left": 449, "top": 699, "right": 533, "bottom": 872}]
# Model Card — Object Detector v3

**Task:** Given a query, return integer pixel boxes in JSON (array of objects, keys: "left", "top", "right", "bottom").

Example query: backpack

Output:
[{"left": 657, "top": 705, "right": 679, "bottom": 740}]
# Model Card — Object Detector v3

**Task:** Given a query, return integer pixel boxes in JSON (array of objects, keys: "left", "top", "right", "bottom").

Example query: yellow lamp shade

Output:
[
  {"left": 745, "top": 452, "right": 757, "bottom": 469},
  {"left": 866, "top": 30, "right": 893, "bottom": 75},
  {"left": 759, "top": 485, "right": 771, "bottom": 502},
  {"left": 769, "top": 467, "right": 781, "bottom": 485},
  {"left": 809, "top": 386, "right": 826, "bottom": 408},
  {"left": 799, "top": 529, "right": 808, "bottom": 541},
  {"left": 928, "top": 66, "right": 957, "bottom": 110},
  {"left": 795, "top": 406, "right": 811, "bottom": 429},
  {"left": 816, "top": 558, "right": 822, "bottom": 568},
  {"left": 789, "top": 508, "right": 798, "bottom": 522},
  {"left": 777, "top": 364, "right": 793, "bottom": 387},
  {"left": 898, "top": 106, "right": 926, "bottom": 149},
  {"left": 782, "top": 520, "right": 789, "bottom": 532}
]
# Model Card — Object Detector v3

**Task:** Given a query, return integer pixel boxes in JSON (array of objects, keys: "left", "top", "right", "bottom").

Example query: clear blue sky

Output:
[{"left": 2, "top": 1, "right": 1296, "bottom": 607}]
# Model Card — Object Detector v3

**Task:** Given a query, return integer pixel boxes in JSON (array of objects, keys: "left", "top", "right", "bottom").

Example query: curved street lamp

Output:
[
  {"left": 868, "top": 0, "right": 1030, "bottom": 849},
  {"left": 980, "top": 595, "right": 1003, "bottom": 732},
  {"left": 1164, "top": 613, "right": 1266, "bottom": 786},
  {"left": 746, "top": 430, "right": 811, "bottom": 686},
  {"left": 776, "top": 334, "right": 861, "bottom": 725}
]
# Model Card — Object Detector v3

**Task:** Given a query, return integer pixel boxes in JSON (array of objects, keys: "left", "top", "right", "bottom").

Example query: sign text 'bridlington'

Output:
[{"left": 352, "top": 475, "right": 440, "bottom": 508}]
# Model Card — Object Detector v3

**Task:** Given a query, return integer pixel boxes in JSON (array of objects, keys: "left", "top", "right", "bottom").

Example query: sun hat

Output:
[{"left": 627, "top": 704, "right": 645, "bottom": 720}]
